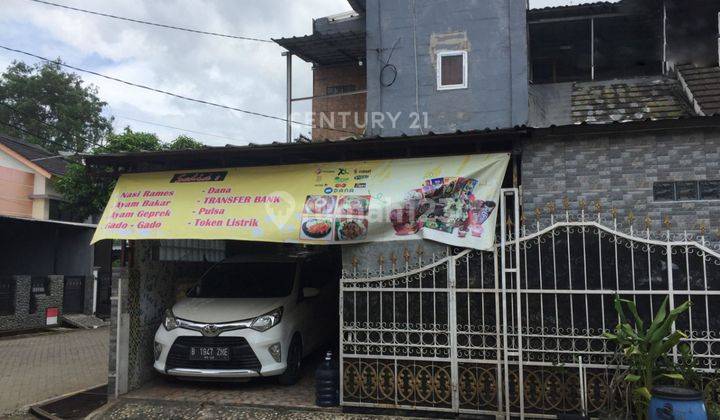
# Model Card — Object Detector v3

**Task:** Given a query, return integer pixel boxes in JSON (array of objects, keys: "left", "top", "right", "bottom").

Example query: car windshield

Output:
[{"left": 190, "top": 262, "right": 296, "bottom": 298}]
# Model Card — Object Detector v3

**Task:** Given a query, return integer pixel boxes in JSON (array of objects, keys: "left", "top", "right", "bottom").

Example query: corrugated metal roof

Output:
[
  {"left": 0, "top": 133, "right": 68, "bottom": 176},
  {"left": 528, "top": 1, "right": 621, "bottom": 21},
  {"left": 570, "top": 76, "right": 692, "bottom": 124},
  {"left": 84, "top": 116, "right": 720, "bottom": 174},
  {"left": 0, "top": 214, "right": 96, "bottom": 229},
  {"left": 272, "top": 30, "right": 365, "bottom": 65},
  {"left": 677, "top": 65, "right": 720, "bottom": 116}
]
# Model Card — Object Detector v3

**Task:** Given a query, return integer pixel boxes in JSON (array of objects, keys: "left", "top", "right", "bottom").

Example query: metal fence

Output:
[{"left": 339, "top": 189, "right": 720, "bottom": 418}]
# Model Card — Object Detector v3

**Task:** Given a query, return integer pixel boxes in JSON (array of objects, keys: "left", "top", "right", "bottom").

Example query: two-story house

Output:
[
  {"left": 85, "top": 1, "right": 720, "bottom": 417},
  {"left": 275, "top": 0, "right": 720, "bottom": 232}
]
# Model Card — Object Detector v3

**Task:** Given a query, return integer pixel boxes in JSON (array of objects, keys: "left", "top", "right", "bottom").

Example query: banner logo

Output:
[
  {"left": 170, "top": 171, "right": 227, "bottom": 183},
  {"left": 264, "top": 191, "right": 296, "bottom": 229}
]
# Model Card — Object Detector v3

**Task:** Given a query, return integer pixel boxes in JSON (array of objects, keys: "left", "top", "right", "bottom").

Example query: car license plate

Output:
[{"left": 189, "top": 346, "right": 230, "bottom": 361}]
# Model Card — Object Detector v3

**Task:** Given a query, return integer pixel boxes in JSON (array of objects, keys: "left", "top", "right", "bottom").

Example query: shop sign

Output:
[{"left": 92, "top": 153, "right": 509, "bottom": 251}]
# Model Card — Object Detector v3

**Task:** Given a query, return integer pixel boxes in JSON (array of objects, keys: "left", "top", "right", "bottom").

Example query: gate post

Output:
[
  {"left": 666, "top": 233, "right": 677, "bottom": 364},
  {"left": 448, "top": 247, "right": 460, "bottom": 411},
  {"left": 500, "top": 188, "right": 523, "bottom": 419}
]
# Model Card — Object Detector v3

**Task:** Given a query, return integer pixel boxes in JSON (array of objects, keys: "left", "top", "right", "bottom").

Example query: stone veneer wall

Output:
[
  {"left": 341, "top": 239, "right": 448, "bottom": 278},
  {"left": 0, "top": 275, "right": 64, "bottom": 331},
  {"left": 123, "top": 242, "right": 211, "bottom": 391},
  {"left": 521, "top": 127, "right": 720, "bottom": 239}
]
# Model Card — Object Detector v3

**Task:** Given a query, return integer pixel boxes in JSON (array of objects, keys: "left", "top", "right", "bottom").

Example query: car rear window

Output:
[{"left": 191, "top": 262, "right": 296, "bottom": 298}]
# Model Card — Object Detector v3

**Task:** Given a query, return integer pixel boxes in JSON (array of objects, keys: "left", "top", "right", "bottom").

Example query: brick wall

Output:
[
  {"left": 312, "top": 63, "right": 366, "bottom": 141},
  {"left": 0, "top": 275, "right": 64, "bottom": 331},
  {"left": 521, "top": 127, "right": 720, "bottom": 238}
]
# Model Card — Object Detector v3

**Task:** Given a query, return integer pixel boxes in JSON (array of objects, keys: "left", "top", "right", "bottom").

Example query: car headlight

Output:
[
  {"left": 163, "top": 309, "right": 178, "bottom": 331},
  {"left": 250, "top": 307, "right": 283, "bottom": 332}
]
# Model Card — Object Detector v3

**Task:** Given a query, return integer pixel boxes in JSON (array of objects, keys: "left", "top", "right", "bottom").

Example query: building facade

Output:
[
  {"left": 94, "top": 0, "right": 720, "bottom": 417},
  {"left": 0, "top": 134, "right": 108, "bottom": 331}
]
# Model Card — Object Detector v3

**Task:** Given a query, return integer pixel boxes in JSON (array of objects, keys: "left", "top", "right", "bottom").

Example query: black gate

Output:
[
  {"left": 95, "top": 271, "right": 112, "bottom": 319},
  {"left": 63, "top": 276, "right": 85, "bottom": 314}
]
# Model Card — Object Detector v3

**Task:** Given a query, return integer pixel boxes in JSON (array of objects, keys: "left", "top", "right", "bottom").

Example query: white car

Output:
[{"left": 153, "top": 252, "right": 338, "bottom": 384}]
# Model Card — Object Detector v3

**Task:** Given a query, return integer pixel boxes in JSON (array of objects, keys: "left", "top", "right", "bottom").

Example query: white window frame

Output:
[{"left": 436, "top": 50, "right": 468, "bottom": 90}]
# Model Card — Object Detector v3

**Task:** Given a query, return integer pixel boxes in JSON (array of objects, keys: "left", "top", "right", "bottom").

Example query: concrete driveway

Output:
[{"left": 0, "top": 327, "right": 109, "bottom": 415}]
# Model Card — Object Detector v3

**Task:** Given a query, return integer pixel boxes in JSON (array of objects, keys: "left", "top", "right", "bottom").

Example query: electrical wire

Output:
[
  {"left": 0, "top": 119, "right": 80, "bottom": 154},
  {"left": 25, "top": 0, "right": 274, "bottom": 43},
  {"left": 112, "top": 114, "right": 247, "bottom": 145},
  {"left": 379, "top": 38, "right": 399, "bottom": 87},
  {"left": 0, "top": 45, "right": 357, "bottom": 135},
  {"left": 6, "top": 101, "right": 245, "bottom": 148},
  {"left": 0, "top": 102, "right": 102, "bottom": 151}
]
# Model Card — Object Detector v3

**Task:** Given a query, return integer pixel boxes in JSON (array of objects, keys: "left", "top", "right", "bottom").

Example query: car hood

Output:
[{"left": 172, "top": 297, "right": 286, "bottom": 323}]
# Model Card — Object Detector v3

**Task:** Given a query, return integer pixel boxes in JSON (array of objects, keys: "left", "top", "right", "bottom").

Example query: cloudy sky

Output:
[{"left": 0, "top": 0, "right": 613, "bottom": 147}]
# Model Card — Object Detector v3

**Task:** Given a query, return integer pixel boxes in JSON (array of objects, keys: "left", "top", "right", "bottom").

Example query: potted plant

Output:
[{"left": 603, "top": 296, "right": 692, "bottom": 419}]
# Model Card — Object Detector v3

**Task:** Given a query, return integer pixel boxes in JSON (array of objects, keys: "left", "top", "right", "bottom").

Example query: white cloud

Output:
[{"left": 0, "top": 0, "right": 350, "bottom": 146}]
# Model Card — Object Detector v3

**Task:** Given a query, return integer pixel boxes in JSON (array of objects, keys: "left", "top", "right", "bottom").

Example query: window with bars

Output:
[
  {"left": 155, "top": 240, "right": 226, "bottom": 262},
  {"left": 29, "top": 277, "right": 49, "bottom": 314},
  {"left": 437, "top": 51, "right": 467, "bottom": 90},
  {"left": 326, "top": 84, "right": 356, "bottom": 95},
  {"left": 653, "top": 180, "right": 720, "bottom": 201},
  {"left": 30, "top": 277, "right": 49, "bottom": 295}
]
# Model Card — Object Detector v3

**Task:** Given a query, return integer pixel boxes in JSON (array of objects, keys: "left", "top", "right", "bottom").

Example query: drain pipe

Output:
[
  {"left": 114, "top": 273, "right": 122, "bottom": 398},
  {"left": 92, "top": 267, "right": 98, "bottom": 315},
  {"left": 283, "top": 51, "right": 293, "bottom": 143}
]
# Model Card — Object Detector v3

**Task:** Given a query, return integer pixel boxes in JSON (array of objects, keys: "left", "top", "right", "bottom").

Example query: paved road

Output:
[
  {"left": 0, "top": 328, "right": 109, "bottom": 415},
  {"left": 101, "top": 398, "right": 424, "bottom": 419}
]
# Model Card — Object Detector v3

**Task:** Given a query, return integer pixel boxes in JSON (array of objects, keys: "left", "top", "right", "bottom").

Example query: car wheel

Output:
[{"left": 278, "top": 336, "right": 302, "bottom": 385}]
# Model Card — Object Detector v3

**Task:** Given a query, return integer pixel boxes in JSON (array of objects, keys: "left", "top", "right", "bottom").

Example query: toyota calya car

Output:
[{"left": 153, "top": 250, "right": 339, "bottom": 384}]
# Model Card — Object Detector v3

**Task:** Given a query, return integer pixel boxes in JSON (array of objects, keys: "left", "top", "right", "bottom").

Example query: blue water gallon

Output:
[
  {"left": 315, "top": 350, "right": 339, "bottom": 407},
  {"left": 649, "top": 386, "right": 707, "bottom": 420}
]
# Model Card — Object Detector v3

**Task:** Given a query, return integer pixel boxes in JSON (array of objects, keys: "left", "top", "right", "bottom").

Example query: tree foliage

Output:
[
  {"left": 0, "top": 60, "right": 113, "bottom": 153},
  {"left": 55, "top": 128, "right": 204, "bottom": 222},
  {"left": 0, "top": 60, "right": 207, "bottom": 221}
]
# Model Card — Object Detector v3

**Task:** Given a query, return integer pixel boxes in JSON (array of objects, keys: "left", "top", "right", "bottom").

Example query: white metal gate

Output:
[{"left": 340, "top": 189, "right": 720, "bottom": 417}]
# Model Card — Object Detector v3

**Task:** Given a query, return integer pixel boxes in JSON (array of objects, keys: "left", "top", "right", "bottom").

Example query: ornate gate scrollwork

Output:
[{"left": 340, "top": 189, "right": 720, "bottom": 417}]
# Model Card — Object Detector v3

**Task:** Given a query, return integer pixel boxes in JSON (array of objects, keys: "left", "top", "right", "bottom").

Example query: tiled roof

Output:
[
  {"left": 677, "top": 65, "right": 720, "bottom": 116},
  {"left": 571, "top": 77, "right": 691, "bottom": 124},
  {"left": 0, "top": 133, "right": 68, "bottom": 176}
]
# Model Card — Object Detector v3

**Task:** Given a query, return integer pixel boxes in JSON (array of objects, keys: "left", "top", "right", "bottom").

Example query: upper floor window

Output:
[
  {"left": 653, "top": 180, "right": 720, "bottom": 202},
  {"left": 326, "top": 84, "right": 356, "bottom": 95},
  {"left": 437, "top": 51, "right": 467, "bottom": 90}
]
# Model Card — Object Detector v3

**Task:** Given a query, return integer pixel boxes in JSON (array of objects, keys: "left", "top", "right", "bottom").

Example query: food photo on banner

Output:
[{"left": 91, "top": 153, "right": 510, "bottom": 251}]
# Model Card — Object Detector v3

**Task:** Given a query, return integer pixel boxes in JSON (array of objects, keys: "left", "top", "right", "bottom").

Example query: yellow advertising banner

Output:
[{"left": 91, "top": 153, "right": 509, "bottom": 250}]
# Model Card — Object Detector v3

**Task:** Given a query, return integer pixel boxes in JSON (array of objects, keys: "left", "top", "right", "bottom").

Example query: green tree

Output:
[
  {"left": 55, "top": 128, "right": 204, "bottom": 221},
  {"left": 166, "top": 134, "right": 205, "bottom": 150},
  {"left": 0, "top": 60, "right": 113, "bottom": 153}
]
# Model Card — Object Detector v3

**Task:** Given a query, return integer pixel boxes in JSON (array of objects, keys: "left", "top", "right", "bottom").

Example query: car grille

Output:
[{"left": 165, "top": 336, "right": 262, "bottom": 371}]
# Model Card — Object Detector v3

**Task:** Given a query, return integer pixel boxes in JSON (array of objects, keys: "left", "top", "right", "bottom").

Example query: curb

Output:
[{"left": 27, "top": 383, "right": 107, "bottom": 420}]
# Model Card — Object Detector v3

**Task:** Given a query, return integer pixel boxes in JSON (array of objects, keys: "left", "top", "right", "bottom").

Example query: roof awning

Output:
[
  {"left": 273, "top": 31, "right": 366, "bottom": 65},
  {"left": 92, "top": 153, "right": 509, "bottom": 251}
]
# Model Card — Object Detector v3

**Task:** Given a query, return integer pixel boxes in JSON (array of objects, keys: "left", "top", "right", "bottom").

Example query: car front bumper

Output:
[{"left": 153, "top": 323, "right": 289, "bottom": 379}]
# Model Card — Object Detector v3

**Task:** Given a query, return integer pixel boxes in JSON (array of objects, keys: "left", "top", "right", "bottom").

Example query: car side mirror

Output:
[{"left": 302, "top": 287, "right": 320, "bottom": 299}]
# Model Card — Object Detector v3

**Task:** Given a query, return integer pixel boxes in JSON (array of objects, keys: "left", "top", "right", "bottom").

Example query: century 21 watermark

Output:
[{"left": 292, "top": 112, "right": 431, "bottom": 130}]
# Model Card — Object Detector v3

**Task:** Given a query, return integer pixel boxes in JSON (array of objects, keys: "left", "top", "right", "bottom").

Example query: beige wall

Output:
[
  {"left": 0, "top": 149, "right": 53, "bottom": 220},
  {"left": 0, "top": 166, "right": 34, "bottom": 218}
]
